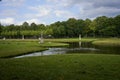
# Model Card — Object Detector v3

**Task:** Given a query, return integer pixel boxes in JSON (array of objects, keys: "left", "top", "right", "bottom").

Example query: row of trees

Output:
[
  {"left": 0, "top": 22, "right": 52, "bottom": 39},
  {"left": 0, "top": 15, "right": 120, "bottom": 38},
  {"left": 51, "top": 15, "right": 120, "bottom": 38}
]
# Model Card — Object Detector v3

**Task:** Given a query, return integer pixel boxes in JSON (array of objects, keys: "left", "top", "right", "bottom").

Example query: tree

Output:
[
  {"left": 114, "top": 15, "right": 120, "bottom": 37},
  {"left": 66, "top": 18, "right": 78, "bottom": 37},
  {"left": 84, "top": 19, "right": 91, "bottom": 37},
  {"left": 77, "top": 19, "right": 85, "bottom": 37},
  {"left": 45, "top": 27, "right": 53, "bottom": 36},
  {"left": 30, "top": 23, "right": 37, "bottom": 30},
  {"left": 89, "top": 20, "right": 97, "bottom": 37},
  {"left": 22, "top": 22, "right": 29, "bottom": 30},
  {"left": 1, "top": 15, "right": 120, "bottom": 38},
  {"left": 95, "top": 16, "right": 109, "bottom": 37},
  {"left": 7, "top": 24, "right": 15, "bottom": 31},
  {"left": 0, "top": 23, "right": 3, "bottom": 36},
  {"left": 101, "top": 26, "right": 117, "bottom": 37}
]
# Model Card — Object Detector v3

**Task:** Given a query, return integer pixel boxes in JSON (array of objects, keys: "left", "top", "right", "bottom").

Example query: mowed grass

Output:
[
  {"left": 0, "top": 38, "right": 97, "bottom": 42},
  {"left": 0, "top": 38, "right": 96, "bottom": 58},
  {"left": 0, "top": 41, "right": 46, "bottom": 58},
  {"left": 0, "top": 54, "right": 120, "bottom": 80},
  {"left": 0, "top": 40, "right": 68, "bottom": 58},
  {"left": 0, "top": 38, "right": 120, "bottom": 80},
  {"left": 92, "top": 38, "right": 120, "bottom": 46},
  {"left": 45, "top": 38, "right": 97, "bottom": 42}
]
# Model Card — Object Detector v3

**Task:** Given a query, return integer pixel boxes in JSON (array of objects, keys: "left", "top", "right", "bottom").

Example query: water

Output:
[{"left": 14, "top": 42, "right": 120, "bottom": 58}]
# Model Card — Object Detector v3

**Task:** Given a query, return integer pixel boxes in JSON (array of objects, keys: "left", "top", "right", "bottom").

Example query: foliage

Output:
[{"left": 1, "top": 15, "right": 120, "bottom": 38}]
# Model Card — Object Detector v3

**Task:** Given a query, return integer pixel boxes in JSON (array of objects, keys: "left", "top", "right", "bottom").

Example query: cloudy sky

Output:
[{"left": 0, "top": 0, "right": 120, "bottom": 25}]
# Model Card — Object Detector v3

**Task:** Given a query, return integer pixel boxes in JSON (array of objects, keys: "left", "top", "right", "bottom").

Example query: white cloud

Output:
[
  {"left": 1, "top": 0, "right": 120, "bottom": 25},
  {"left": 47, "top": 0, "right": 120, "bottom": 19},
  {"left": 0, "top": 17, "right": 15, "bottom": 25},
  {"left": 26, "top": 19, "right": 46, "bottom": 24},
  {"left": 28, "top": 5, "right": 51, "bottom": 18},
  {"left": 78, "top": 6, "right": 120, "bottom": 19},
  {"left": 15, "top": 19, "right": 46, "bottom": 25},
  {"left": 47, "top": 0, "right": 72, "bottom": 7},
  {"left": 54, "top": 10, "right": 76, "bottom": 18},
  {"left": 47, "top": 0, "right": 59, "bottom": 3}
]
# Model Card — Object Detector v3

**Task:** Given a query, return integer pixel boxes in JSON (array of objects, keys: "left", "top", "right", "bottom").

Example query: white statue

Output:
[{"left": 3, "top": 37, "right": 6, "bottom": 40}]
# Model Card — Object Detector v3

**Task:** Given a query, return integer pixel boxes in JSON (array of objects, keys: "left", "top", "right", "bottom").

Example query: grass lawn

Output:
[
  {"left": 0, "top": 54, "right": 120, "bottom": 80},
  {"left": 0, "top": 40, "right": 68, "bottom": 58},
  {"left": 0, "top": 38, "right": 96, "bottom": 58},
  {"left": 92, "top": 38, "right": 120, "bottom": 46},
  {"left": 45, "top": 38, "right": 97, "bottom": 42},
  {"left": 0, "top": 38, "right": 120, "bottom": 80}
]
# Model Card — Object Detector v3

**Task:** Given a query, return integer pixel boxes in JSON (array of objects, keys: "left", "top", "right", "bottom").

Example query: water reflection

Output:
[
  {"left": 14, "top": 42, "right": 120, "bottom": 58},
  {"left": 79, "top": 41, "right": 81, "bottom": 47},
  {"left": 95, "top": 45, "right": 120, "bottom": 54}
]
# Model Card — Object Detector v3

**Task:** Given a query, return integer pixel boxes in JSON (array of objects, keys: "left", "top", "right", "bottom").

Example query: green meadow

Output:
[
  {"left": 0, "top": 39, "right": 69, "bottom": 58},
  {"left": 0, "top": 38, "right": 120, "bottom": 80},
  {"left": 92, "top": 38, "right": 120, "bottom": 46}
]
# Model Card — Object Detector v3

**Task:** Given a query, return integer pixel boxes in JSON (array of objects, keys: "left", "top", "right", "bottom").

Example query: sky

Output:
[{"left": 0, "top": 0, "right": 120, "bottom": 25}]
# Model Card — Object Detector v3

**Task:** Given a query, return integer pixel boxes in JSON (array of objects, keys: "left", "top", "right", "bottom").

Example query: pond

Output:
[{"left": 14, "top": 42, "right": 120, "bottom": 58}]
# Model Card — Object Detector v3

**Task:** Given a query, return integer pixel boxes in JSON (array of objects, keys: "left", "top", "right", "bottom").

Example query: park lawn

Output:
[
  {"left": 1, "top": 38, "right": 120, "bottom": 58},
  {"left": 0, "top": 54, "right": 120, "bottom": 80},
  {"left": 0, "top": 38, "right": 97, "bottom": 43},
  {"left": 45, "top": 38, "right": 97, "bottom": 42},
  {"left": 0, "top": 40, "right": 68, "bottom": 58},
  {"left": 0, "top": 38, "right": 96, "bottom": 58},
  {"left": 92, "top": 38, "right": 120, "bottom": 46},
  {"left": 38, "top": 42, "right": 69, "bottom": 47},
  {"left": 0, "top": 41, "right": 46, "bottom": 58},
  {"left": 0, "top": 38, "right": 120, "bottom": 80}
]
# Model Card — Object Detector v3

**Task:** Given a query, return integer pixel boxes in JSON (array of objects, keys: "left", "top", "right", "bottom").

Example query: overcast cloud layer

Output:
[{"left": 0, "top": 0, "right": 120, "bottom": 25}]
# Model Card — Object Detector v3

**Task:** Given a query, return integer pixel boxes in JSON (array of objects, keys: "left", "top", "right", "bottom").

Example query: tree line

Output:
[{"left": 0, "top": 15, "right": 120, "bottom": 39}]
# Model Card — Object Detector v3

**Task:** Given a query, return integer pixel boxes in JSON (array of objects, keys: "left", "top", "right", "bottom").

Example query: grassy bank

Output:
[
  {"left": 0, "top": 54, "right": 120, "bottom": 80},
  {"left": 0, "top": 38, "right": 97, "bottom": 42},
  {"left": 92, "top": 38, "right": 120, "bottom": 46},
  {"left": 0, "top": 41, "right": 46, "bottom": 58},
  {"left": 1, "top": 38, "right": 120, "bottom": 58},
  {"left": 0, "top": 38, "right": 96, "bottom": 58},
  {"left": 0, "top": 38, "right": 120, "bottom": 80},
  {"left": 45, "top": 38, "right": 97, "bottom": 42},
  {"left": 0, "top": 40, "right": 68, "bottom": 58}
]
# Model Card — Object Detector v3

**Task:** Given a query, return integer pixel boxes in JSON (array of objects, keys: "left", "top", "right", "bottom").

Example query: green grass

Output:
[
  {"left": 92, "top": 38, "right": 120, "bottom": 46},
  {"left": 0, "top": 38, "right": 97, "bottom": 42},
  {"left": 39, "top": 42, "right": 69, "bottom": 47},
  {"left": 0, "top": 54, "right": 120, "bottom": 80},
  {"left": 0, "top": 38, "right": 96, "bottom": 58},
  {"left": 0, "top": 38, "right": 120, "bottom": 80},
  {"left": 45, "top": 38, "right": 97, "bottom": 42},
  {"left": 0, "top": 40, "right": 68, "bottom": 58},
  {"left": 0, "top": 41, "right": 46, "bottom": 58}
]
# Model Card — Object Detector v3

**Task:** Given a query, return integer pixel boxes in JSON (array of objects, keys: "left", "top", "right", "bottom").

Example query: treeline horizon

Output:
[{"left": 0, "top": 14, "right": 120, "bottom": 39}]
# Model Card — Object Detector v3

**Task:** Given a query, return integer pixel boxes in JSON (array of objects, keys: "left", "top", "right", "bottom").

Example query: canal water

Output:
[{"left": 14, "top": 42, "right": 120, "bottom": 58}]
